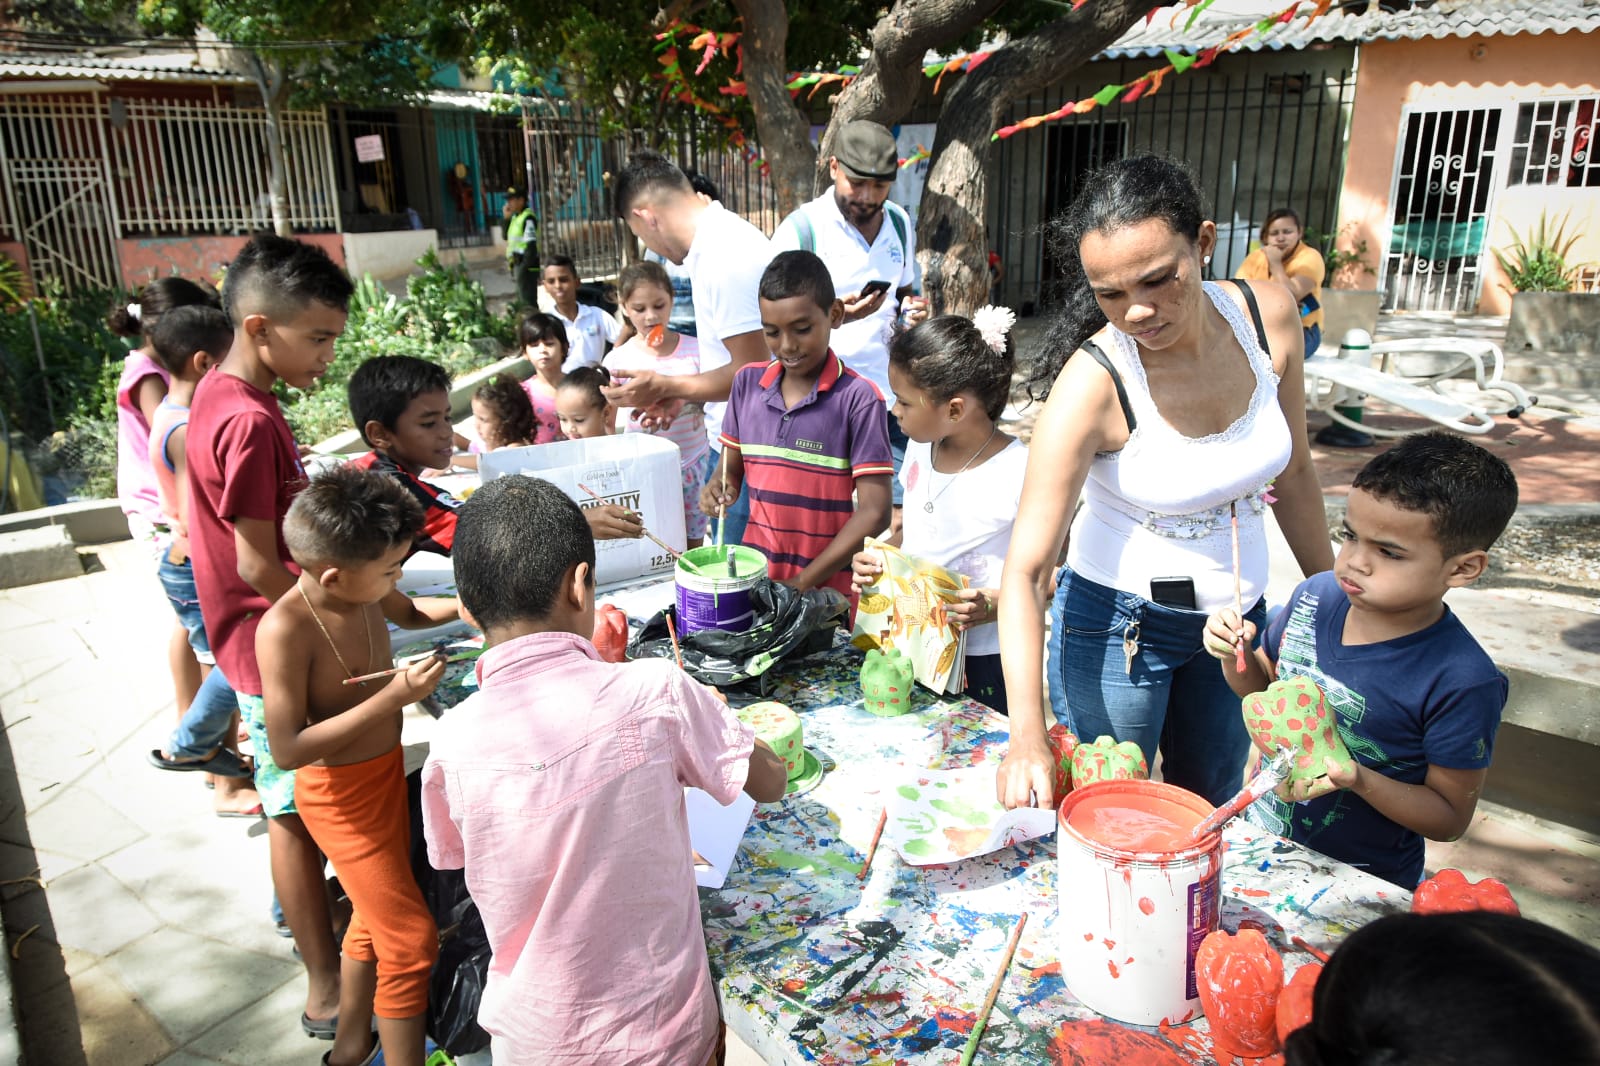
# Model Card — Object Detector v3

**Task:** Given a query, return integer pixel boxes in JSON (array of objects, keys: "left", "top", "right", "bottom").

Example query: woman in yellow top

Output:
[{"left": 1237, "top": 208, "right": 1325, "bottom": 358}]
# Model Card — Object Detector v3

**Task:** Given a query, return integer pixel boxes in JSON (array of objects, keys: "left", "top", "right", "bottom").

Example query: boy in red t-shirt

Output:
[{"left": 186, "top": 233, "right": 354, "bottom": 1043}]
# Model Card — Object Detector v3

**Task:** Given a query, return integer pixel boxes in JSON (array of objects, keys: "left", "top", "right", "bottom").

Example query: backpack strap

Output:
[
  {"left": 1225, "top": 278, "right": 1271, "bottom": 357},
  {"left": 795, "top": 211, "right": 815, "bottom": 253},
  {"left": 886, "top": 202, "right": 908, "bottom": 262},
  {"left": 1080, "top": 339, "right": 1137, "bottom": 434}
]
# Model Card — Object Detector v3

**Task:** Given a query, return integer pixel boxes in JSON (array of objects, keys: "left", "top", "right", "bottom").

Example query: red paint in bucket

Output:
[{"left": 1057, "top": 780, "right": 1224, "bottom": 1027}]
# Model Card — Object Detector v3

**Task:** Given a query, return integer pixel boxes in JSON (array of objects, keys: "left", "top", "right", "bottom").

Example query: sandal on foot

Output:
[
  {"left": 214, "top": 802, "right": 264, "bottom": 820},
  {"left": 302, "top": 1012, "right": 339, "bottom": 1040},
  {"left": 148, "top": 747, "right": 252, "bottom": 778}
]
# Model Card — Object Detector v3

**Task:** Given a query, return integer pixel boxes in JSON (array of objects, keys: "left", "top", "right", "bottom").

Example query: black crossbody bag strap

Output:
[
  {"left": 1226, "top": 278, "right": 1272, "bottom": 356},
  {"left": 1080, "top": 339, "right": 1137, "bottom": 434}
]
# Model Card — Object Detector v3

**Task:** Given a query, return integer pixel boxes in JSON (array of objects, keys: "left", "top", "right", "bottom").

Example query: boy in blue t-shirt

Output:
[{"left": 1204, "top": 431, "right": 1518, "bottom": 889}]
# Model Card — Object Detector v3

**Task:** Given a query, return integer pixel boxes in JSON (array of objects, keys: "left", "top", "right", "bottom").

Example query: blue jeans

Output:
[
  {"left": 710, "top": 445, "right": 751, "bottom": 547},
  {"left": 167, "top": 662, "right": 241, "bottom": 760},
  {"left": 156, "top": 552, "right": 214, "bottom": 666},
  {"left": 1046, "top": 565, "right": 1265, "bottom": 806},
  {"left": 1303, "top": 322, "right": 1322, "bottom": 358},
  {"left": 887, "top": 412, "right": 908, "bottom": 507}
]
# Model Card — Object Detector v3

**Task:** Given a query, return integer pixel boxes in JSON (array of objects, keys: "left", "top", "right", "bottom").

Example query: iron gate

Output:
[
  {"left": 0, "top": 96, "right": 121, "bottom": 293},
  {"left": 1381, "top": 106, "right": 1503, "bottom": 313}
]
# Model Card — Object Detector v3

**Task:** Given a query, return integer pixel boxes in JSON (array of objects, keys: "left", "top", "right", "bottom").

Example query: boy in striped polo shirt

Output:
[{"left": 703, "top": 251, "right": 893, "bottom": 605}]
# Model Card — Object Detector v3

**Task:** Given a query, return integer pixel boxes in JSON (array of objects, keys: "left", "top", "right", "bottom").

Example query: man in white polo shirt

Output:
[
  {"left": 772, "top": 121, "right": 929, "bottom": 535},
  {"left": 609, "top": 151, "right": 773, "bottom": 544}
]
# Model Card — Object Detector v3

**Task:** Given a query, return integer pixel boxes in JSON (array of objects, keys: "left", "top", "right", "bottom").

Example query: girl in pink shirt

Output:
[
  {"left": 518, "top": 312, "right": 571, "bottom": 445},
  {"left": 605, "top": 261, "right": 712, "bottom": 546}
]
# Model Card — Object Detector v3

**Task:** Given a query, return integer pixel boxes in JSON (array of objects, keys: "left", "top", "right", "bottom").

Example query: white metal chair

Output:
[{"left": 1304, "top": 338, "right": 1537, "bottom": 437}]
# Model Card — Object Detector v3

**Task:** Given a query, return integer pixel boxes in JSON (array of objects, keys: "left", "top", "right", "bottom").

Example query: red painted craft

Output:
[
  {"left": 591, "top": 604, "right": 630, "bottom": 663},
  {"left": 1411, "top": 868, "right": 1520, "bottom": 916},
  {"left": 1194, "top": 928, "right": 1284, "bottom": 1058},
  {"left": 1047, "top": 723, "right": 1078, "bottom": 799},
  {"left": 1275, "top": 961, "right": 1322, "bottom": 1044}
]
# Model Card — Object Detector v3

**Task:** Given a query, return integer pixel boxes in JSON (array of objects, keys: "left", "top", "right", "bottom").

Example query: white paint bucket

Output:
[
  {"left": 1056, "top": 780, "right": 1223, "bottom": 1026},
  {"left": 674, "top": 545, "right": 767, "bottom": 634}
]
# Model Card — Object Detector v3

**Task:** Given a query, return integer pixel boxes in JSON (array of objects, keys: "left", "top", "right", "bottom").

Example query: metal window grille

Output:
[
  {"left": 1507, "top": 96, "right": 1600, "bottom": 188},
  {"left": 988, "top": 53, "right": 1357, "bottom": 316},
  {"left": 112, "top": 99, "right": 339, "bottom": 235}
]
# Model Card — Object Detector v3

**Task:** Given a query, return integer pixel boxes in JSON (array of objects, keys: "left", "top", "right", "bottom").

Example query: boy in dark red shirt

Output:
[
  {"left": 345, "top": 354, "right": 461, "bottom": 557},
  {"left": 186, "top": 233, "right": 352, "bottom": 1043}
]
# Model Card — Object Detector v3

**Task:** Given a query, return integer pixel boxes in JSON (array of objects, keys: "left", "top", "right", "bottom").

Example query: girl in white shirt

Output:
[{"left": 851, "top": 310, "right": 1028, "bottom": 713}]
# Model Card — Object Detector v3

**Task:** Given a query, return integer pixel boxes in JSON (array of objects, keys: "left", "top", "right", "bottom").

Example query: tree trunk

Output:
[
  {"left": 816, "top": 0, "right": 1006, "bottom": 188},
  {"left": 732, "top": 0, "right": 816, "bottom": 217},
  {"left": 248, "top": 53, "right": 293, "bottom": 237},
  {"left": 917, "top": 0, "right": 1151, "bottom": 316}
]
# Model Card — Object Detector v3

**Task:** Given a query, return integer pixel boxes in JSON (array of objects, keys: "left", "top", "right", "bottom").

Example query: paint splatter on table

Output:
[
  {"left": 394, "top": 578, "right": 1410, "bottom": 1064},
  {"left": 700, "top": 637, "right": 1410, "bottom": 1066}
]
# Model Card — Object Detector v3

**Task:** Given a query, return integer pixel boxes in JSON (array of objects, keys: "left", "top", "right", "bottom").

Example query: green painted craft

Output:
[
  {"left": 1241, "top": 676, "right": 1355, "bottom": 802},
  {"left": 1069, "top": 735, "right": 1149, "bottom": 788},
  {"left": 860, "top": 647, "right": 915, "bottom": 717}
]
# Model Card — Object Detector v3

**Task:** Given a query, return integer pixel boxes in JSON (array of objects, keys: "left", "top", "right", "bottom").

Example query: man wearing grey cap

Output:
[{"left": 773, "top": 120, "right": 930, "bottom": 536}]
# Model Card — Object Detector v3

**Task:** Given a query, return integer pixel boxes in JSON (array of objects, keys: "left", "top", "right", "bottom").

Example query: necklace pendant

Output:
[{"left": 923, "top": 501, "right": 935, "bottom": 513}]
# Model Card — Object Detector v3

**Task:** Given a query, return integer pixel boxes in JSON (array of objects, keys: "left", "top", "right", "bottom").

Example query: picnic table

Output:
[{"left": 396, "top": 570, "right": 1409, "bottom": 1065}]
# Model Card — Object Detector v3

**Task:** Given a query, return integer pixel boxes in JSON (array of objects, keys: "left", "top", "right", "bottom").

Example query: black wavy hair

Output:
[
  {"left": 758, "top": 250, "right": 835, "bottom": 313},
  {"left": 1027, "top": 155, "right": 1205, "bottom": 400},
  {"left": 612, "top": 150, "right": 692, "bottom": 219},
  {"left": 1283, "top": 912, "right": 1600, "bottom": 1066},
  {"left": 346, "top": 355, "right": 452, "bottom": 447},
  {"left": 283, "top": 464, "right": 423, "bottom": 568},
  {"left": 890, "top": 315, "right": 1014, "bottom": 421},
  {"left": 108, "top": 276, "right": 220, "bottom": 339},
  {"left": 221, "top": 233, "right": 353, "bottom": 327},
  {"left": 454, "top": 474, "right": 596, "bottom": 628},
  {"left": 542, "top": 253, "right": 578, "bottom": 278},
  {"left": 1350, "top": 430, "right": 1518, "bottom": 557},
  {"left": 473, "top": 373, "right": 536, "bottom": 448},
  {"left": 148, "top": 305, "right": 235, "bottom": 376}
]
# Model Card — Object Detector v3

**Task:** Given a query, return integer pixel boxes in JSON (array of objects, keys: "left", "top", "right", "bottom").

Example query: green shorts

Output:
[{"left": 238, "top": 692, "right": 297, "bottom": 818}]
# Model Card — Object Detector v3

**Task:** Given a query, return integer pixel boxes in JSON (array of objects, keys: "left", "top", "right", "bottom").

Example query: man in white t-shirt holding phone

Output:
[
  {"left": 609, "top": 152, "right": 774, "bottom": 545},
  {"left": 772, "top": 121, "right": 930, "bottom": 537}
]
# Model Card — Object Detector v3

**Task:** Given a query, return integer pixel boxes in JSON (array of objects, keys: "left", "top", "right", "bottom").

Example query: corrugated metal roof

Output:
[
  {"left": 1103, "top": 0, "right": 1600, "bottom": 58},
  {"left": 0, "top": 52, "right": 246, "bottom": 85}
]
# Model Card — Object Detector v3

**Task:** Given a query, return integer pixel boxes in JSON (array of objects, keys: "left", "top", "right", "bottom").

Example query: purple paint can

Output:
[{"left": 674, "top": 545, "right": 766, "bottom": 634}]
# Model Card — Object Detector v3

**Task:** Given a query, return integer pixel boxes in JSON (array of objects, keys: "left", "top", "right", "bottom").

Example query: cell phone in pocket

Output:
[
  {"left": 858, "top": 279, "right": 892, "bottom": 300},
  {"left": 1150, "top": 576, "right": 1197, "bottom": 610}
]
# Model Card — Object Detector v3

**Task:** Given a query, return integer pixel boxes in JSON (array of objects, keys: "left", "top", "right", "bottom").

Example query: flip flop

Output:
[
  {"left": 302, "top": 1012, "right": 338, "bottom": 1040},
  {"left": 147, "top": 747, "right": 252, "bottom": 778},
  {"left": 215, "top": 803, "right": 264, "bottom": 820}
]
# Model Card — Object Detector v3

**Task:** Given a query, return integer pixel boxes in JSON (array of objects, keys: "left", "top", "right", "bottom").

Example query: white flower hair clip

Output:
[
  {"left": 125, "top": 302, "right": 142, "bottom": 324},
  {"left": 972, "top": 305, "right": 1016, "bottom": 354}
]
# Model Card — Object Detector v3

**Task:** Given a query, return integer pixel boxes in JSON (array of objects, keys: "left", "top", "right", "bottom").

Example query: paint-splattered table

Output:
[
  {"left": 702, "top": 638, "right": 1412, "bottom": 1066},
  {"left": 393, "top": 576, "right": 1411, "bottom": 1064}
]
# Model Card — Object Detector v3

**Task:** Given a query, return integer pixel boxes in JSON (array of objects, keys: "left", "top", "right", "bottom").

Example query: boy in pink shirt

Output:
[{"left": 421, "top": 475, "right": 787, "bottom": 1066}]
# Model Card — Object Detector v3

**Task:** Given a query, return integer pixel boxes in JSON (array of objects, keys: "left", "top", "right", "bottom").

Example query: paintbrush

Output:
[
  {"left": 665, "top": 611, "right": 685, "bottom": 670},
  {"left": 957, "top": 912, "right": 1029, "bottom": 1066},
  {"left": 1187, "top": 747, "right": 1295, "bottom": 843},
  {"left": 575, "top": 482, "right": 694, "bottom": 569},
  {"left": 857, "top": 807, "right": 888, "bottom": 881},
  {"left": 1291, "top": 936, "right": 1332, "bottom": 962},
  {"left": 341, "top": 652, "right": 478, "bottom": 686},
  {"left": 1231, "top": 500, "right": 1247, "bottom": 673}
]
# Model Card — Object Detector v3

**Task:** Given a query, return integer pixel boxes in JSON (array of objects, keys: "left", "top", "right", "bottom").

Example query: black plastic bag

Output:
[
  {"left": 407, "top": 770, "right": 492, "bottom": 1055},
  {"left": 628, "top": 578, "right": 848, "bottom": 693}
]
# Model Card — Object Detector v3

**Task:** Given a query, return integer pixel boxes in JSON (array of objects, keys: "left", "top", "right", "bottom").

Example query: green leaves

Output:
[{"left": 1493, "top": 211, "right": 1587, "bottom": 293}]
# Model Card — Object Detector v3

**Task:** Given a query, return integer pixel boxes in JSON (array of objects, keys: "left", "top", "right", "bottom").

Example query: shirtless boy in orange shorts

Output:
[{"left": 260, "top": 465, "right": 460, "bottom": 1066}]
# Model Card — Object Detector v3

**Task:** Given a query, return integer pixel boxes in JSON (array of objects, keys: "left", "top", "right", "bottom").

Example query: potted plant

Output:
[
  {"left": 1498, "top": 212, "right": 1597, "bottom": 355},
  {"left": 1309, "top": 224, "right": 1379, "bottom": 344}
]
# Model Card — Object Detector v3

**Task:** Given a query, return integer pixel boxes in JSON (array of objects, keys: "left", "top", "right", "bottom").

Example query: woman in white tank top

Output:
[{"left": 996, "top": 156, "right": 1334, "bottom": 810}]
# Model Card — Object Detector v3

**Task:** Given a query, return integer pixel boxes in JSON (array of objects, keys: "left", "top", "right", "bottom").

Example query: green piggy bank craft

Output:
[
  {"left": 860, "top": 647, "right": 915, "bottom": 717},
  {"left": 1241, "top": 676, "right": 1355, "bottom": 802},
  {"left": 1047, "top": 724, "right": 1078, "bottom": 799},
  {"left": 1069, "top": 735, "right": 1149, "bottom": 788}
]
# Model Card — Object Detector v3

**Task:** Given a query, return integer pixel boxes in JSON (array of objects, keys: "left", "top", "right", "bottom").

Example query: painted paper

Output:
[
  {"left": 850, "top": 537, "right": 968, "bottom": 695},
  {"left": 885, "top": 766, "right": 1056, "bottom": 865},
  {"left": 688, "top": 787, "right": 757, "bottom": 890}
]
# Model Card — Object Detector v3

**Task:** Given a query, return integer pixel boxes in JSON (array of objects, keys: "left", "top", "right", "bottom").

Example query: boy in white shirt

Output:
[{"left": 542, "top": 254, "right": 620, "bottom": 373}]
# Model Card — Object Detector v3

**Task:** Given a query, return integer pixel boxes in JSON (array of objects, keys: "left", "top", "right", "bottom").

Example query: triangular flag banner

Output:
[
  {"left": 1165, "top": 48, "right": 1197, "bottom": 72},
  {"left": 1092, "top": 84, "right": 1127, "bottom": 107}
]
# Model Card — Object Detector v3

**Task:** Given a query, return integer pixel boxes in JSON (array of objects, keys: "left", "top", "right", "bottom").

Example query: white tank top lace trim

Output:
[{"left": 1066, "top": 281, "right": 1292, "bottom": 613}]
